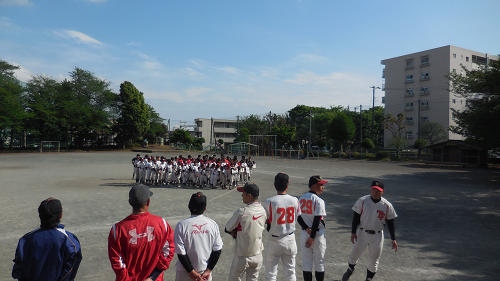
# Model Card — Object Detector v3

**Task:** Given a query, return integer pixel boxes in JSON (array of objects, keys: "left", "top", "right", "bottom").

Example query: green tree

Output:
[
  {"left": 361, "top": 138, "right": 375, "bottom": 153},
  {"left": 239, "top": 114, "right": 268, "bottom": 135},
  {"left": 420, "top": 122, "right": 447, "bottom": 145},
  {"left": 66, "top": 68, "right": 118, "bottom": 148},
  {"left": 383, "top": 113, "right": 407, "bottom": 157},
  {"left": 25, "top": 75, "right": 64, "bottom": 143},
  {"left": 115, "top": 81, "right": 150, "bottom": 148},
  {"left": 170, "top": 129, "right": 192, "bottom": 144},
  {"left": 269, "top": 125, "right": 296, "bottom": 146},
  {"left": 193, "top": 137, "right": 205, "bottom": 148},
  {"left": 144, "top": 104, "right": 166, "bottom": 144},
  {"left": 234, "top": 127, "right": 250, "bottom": 143},
  {"left": 413, "top": 138, "right": 428, "bottom": 159},
  {"left": 0, "top": 59, "right": 26, "bottom": 148},
  {"left": 447, "top": 58, "right": 500, "bottom": 149},
  {"left": 328, "top": 111, "right": 355, "bottom": 152}
]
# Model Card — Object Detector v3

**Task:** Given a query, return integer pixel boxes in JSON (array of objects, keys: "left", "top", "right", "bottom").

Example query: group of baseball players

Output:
[
  {"left": 13, "top": 168, "right": 397, "bottom": 281},
  {"left": 132, "top": 154, "right": 256, "bottom": 189}
]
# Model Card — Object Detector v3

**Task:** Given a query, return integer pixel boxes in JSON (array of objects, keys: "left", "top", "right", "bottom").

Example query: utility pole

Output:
[
  {"left": 236, "top": 115, "right": 239, "bottom": 137},
  {"left": 309, "top": 109, "right": 312, "bottom": 158},
  {"left": 360, "top": 105, "right": 363, "bottom": 150},
  {"left": 210, "top": 117, "right": 213, "bottom": 145},
  {"left": 269, "top": 111, "right": 272, "bottom": 132},
  {"left": 370, "top": 86, "right": 380, "bottom": 140},
  {"left": 417, "top": 99, "right": 421, "bottom": 140}
]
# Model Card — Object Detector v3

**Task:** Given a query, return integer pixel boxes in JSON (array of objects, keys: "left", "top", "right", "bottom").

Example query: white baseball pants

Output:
[
  {"left": 265, "top": 233, "right": 297, "bottom": 281},
  {"left": 348, "top": 229, "right": 384, "bottom": 272},
  {"left": 300, "top": 229, "right": 326, "bottom": 272},
  {"left": 228, "top": 253, "right": 263, "bottom": 281}
]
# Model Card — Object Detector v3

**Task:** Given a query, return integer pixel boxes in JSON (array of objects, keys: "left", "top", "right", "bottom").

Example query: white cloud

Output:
[
  {"left": 219, "top": 66, "right": 240, "bottom": 74},
  {"left": 12, "top": 63, "right": 32, "bottom": 82},
  {"left": 295, "top": 54, "right": 329, "bottom": 63},
  {"left": 0, "top": 0, "right": 33, "bottom": 6},
  {"left": 138, "top": 52, "right": 151, "bottom": 60},
  {"left": 144, "top": 89, "right": 184, "bottom": 103},
  {"left": 184, "top": 87, "right": 213, "bottom": 101},
  {"left": 127, "top": 41, "right": 141, "bottom": 46},
  {"left": 54, "top": 30, "right": 104, "bottom": 47}
]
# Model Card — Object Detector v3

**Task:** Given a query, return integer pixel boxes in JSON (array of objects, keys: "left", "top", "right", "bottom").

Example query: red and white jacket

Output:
[{"left": 108, "top": 212, "right": 174, "bottom": 281}]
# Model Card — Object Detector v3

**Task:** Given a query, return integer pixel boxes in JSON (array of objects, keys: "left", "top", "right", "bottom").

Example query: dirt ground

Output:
[{"left": 1, "top": 152, "right": 499, "bottom": 281}]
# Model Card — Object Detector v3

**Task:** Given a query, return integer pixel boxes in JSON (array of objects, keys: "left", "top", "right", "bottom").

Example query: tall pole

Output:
[
  {"left": 360, "top": 105, "right": 363, "bottom": 149},
  {"left": 360, "top": 105, "right": 363, "bottom": 159},
  {"left": 237, "top": 115, "right": 239, "bottom": 137},
  {"left": 309, "top": 109, "right": 312, "bottom": 158},
  {"left": 417, "top": 99, "right": 421, "bottom": 140},
  {"left": 370, "top": 86, "right": 380, "bottom": 140}
]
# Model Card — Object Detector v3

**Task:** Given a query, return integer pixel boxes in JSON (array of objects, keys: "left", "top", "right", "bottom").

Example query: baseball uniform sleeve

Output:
[
  {"left": 225, "top": 208, "right": 243, "bottom": 232},
  {"left": 174, "top": 224, "right": 186, "bottom": 255},
  {"left": 156, "top": 219, "right": 175, "bottom": 270},
  {"left": 386, "top": 203, "right": 397, "bottom": 220},
  {"left": 212, "top": 224, "right": 223, "bottom": 252},
  {"left": 108, "top": 225, "right": 132, "bottom": 281},
  {"left": 60, "top": 232, "right": 82, "bottom": 281},
  {"left": 12, "top": 239, "right": 27, "bottom": 281},
  {"left": 352, "top": 197, "right": 364, "bottom": 215},
  {"left": 313, "top": 198, "right": 326, "bottom": 217}
]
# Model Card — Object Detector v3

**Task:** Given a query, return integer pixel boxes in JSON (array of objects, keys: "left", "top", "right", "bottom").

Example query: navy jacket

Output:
[{"left": 13, "top": 224, "right": 82, "bottom": 281}]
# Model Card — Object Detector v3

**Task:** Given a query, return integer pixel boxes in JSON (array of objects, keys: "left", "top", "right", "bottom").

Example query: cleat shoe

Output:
[{"left": 342, "top": 268, "right": 355, "bottom": 281}]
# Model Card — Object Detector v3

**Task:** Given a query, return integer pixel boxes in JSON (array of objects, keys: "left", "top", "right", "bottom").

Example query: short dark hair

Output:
[
  {"left": 129, "top": 200, "right": 148, "bottom": 210},
  {"left": 274, "top": 173, "right": 289, "bottom": 192},
  {"left": 40, "top": 215, "right": 60, "bottom": 228}
]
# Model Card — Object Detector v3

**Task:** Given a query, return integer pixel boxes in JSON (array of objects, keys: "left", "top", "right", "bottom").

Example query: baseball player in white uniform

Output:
[
  {"left": 341, "top": 180, "right": 398, "bottom": 281},
  {"left": 263, "top": 173, "right": 301, "bottom": 281},
  {"left": 174, "top": 192, "right": 223, "bottom": 281},
  {"left": 225, "top": 183, "right": 267, "bottom": 281},
  {"left": 297, "top": 176, "right": 328, "bottom": 281}
]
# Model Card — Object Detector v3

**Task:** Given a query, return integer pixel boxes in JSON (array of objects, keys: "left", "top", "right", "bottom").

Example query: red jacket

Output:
[{"left": 108, "top": 212, "right": 174, "bottom": 281}]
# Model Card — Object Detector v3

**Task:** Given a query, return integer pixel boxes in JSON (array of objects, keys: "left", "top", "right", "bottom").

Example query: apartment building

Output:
[
  {"left": 381, "top": 45, "right": 498, "bottom": 147},
  {"left": 193, "top": 118, "right": 238, "bottom": 148}
]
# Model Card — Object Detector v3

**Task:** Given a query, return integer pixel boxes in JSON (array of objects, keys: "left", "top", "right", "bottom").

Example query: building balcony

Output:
[
  {"left": 405, "top": 107, "right": 414, "bottom": 111},
  {"left": 420, "top": 90, "right": 430, "bottom": 96},
  {"left": 405, "top": 120, "right": 414, "bottom": 125},
  {"left": 421, "top": 105, "right": 429, "bottom": 110},
  {"left": 405, "top": 93, "right": 414, "bottom": 97}
]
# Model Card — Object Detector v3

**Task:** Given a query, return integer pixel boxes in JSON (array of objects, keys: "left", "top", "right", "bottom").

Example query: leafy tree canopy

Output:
[{"left": 448, "top": 57, "right": 500, "bottom": 149}]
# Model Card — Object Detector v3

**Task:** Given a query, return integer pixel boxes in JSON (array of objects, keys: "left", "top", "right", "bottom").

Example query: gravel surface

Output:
[{"left": 1, "top": 151, "right": 499, "bottom": 281}]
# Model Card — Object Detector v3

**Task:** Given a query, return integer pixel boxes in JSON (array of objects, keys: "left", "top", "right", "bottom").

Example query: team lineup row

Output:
[
  {"left": 12, "top": 173, "right": 397, "bottom": 281},
  {"left": 132, "top": 154, "right": 256, "bottom": 189}
]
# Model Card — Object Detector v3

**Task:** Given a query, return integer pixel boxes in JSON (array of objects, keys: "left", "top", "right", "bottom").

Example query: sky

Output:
[{"left": 2, "top": 0, "right": 500, "bottom": 127}]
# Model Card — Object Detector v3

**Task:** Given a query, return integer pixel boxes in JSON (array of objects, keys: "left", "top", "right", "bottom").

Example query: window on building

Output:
[
  {"left": 461, "top": 55, "right": 463, "bottom": 60},
  {"left": 421, "top": 72, "right": 429, "bottom": 80},
  {"left": 452, "top": 99, "right": 456, "bottom": 104},
  {"left": 405, "top": 60, "right": 414, "bottom": 69},
  {"left": 406, "top": 102, "right": 414, "bottom": 110},
  {"left": 406, "top": 89, "right": 413, "bottom": 96},
  {"left": 421, "top": 116, "right": 429, "bottom": 123},
  {"left": 420, "top": 87, "right": 429, "bottom": 95},
  {"left": 196, "top": 121, "right": 202, "bottom": 127},
  {"left": 421, "top": 57, "right": 429, "bottom": 66},
  {"left": 453, "top": 69, "right": 456, "bottom": 73},
  {"left": 466, "top": 56, "right": 469, "bottom": 62},
  {"left": 406, "top": 116, "right": 413, "bottom": 124},
  {"left": 406, "top": 131, "right": 413, "bottom": 139},
  {"left": 453, "top": 53, "right": 457, "bottom": 58},
  {"left": 421, "top": 101, "right": 429, "bottom": 109},
  {"left": 406, "top": 74, "right": 414, "bottom": 82}
]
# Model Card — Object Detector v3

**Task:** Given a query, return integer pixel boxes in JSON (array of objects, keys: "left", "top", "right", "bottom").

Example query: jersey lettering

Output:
[
  {"left": 377, "top": 210, "right": 386, "bottom": 220},
  {"left": 300, "top": 199, "right": 313, "bottom": 214},
  {"left": 276, "top": 207, "right": 295, "bottom": 224}
]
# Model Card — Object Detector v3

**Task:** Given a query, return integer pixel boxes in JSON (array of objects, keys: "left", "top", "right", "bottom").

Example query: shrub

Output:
[
  {"left": 376, "top": 151, "right": 390, "bottom": 160},
  {"left": 364, "top": 153, "right": 375, "bottom": 159},
  {"left": 332, "top": 152, "right": 348, "bottom": 158}
]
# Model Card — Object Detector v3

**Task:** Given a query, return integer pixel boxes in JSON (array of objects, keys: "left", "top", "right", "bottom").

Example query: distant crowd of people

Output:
[{"left": 132, "top": 154, "right": 256, "bottom": 189}]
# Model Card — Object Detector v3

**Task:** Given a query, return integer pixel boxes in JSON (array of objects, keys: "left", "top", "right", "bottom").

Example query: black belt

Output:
[
  {"left": 360, "top": 228, "right": 380, "bottom": 234},
  {"left": 272, "top": 231, "right": 293, "bottom": 238}
]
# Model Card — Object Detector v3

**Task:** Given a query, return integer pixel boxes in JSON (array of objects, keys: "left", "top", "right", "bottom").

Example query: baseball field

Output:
[{"left": 1, "top": 151, "right": 499, "bottom": 281}]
